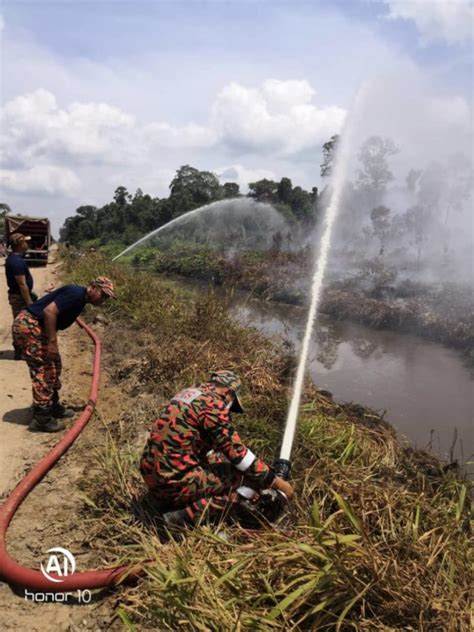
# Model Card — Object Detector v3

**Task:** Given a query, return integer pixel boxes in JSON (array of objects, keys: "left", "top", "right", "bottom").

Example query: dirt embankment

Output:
[{"left": 0, "top": 257, "right": 124, "bottom": 631}]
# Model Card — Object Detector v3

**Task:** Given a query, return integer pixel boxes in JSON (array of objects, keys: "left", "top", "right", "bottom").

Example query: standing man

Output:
[
  {"left": 13, "top": 277, "right": 116, "bottom": 432},
  {"left": 140, "top": 370, "right": 294, "bottom": 526},
  {"left": 5, "top": 232, "right": 35, "bottom": 360}
]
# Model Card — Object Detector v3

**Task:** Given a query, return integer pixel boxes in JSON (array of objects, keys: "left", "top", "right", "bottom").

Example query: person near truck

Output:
[
  {"left": 5, "top": 232, "right": 35, "bottom": 360},
  {"left": 13, "top": 277, "right": 116, "bottom": 432},
  {"left": 140, "top": 370, "right": 294, "bottom": 526}
]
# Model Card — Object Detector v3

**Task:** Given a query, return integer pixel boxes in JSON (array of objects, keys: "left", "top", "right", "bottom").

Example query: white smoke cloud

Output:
[
  {"left": 385, "top": 0, "right": 474, "bottom": 45},
  {"left": 329, "top": 64, "right": 473, "bottom": 286}
]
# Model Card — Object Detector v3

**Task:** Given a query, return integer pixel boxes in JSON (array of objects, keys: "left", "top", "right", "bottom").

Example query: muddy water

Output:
[{"left": 229, "top": 296, "right": 473, "bottom": 468}]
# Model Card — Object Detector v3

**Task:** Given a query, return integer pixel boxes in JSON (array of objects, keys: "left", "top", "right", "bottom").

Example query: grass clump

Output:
[{"left": 62, "top": 253, "right": 471, "bottom": 631}]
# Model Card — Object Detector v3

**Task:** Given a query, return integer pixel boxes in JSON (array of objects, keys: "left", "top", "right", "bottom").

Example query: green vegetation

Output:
[
  {"left": 59, "top": 165, "right": 318, "bottom": 247},
  {"left": 62, "top": 253, "right": 470, "bottom": 631}
]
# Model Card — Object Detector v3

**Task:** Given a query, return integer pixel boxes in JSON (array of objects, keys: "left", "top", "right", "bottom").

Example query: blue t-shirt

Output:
[
  {"left": 5, "top": 253, "right": 33, "bottom": 294},
  {"left": 27, "top": 284, "right": 87, "bottom": 330}
]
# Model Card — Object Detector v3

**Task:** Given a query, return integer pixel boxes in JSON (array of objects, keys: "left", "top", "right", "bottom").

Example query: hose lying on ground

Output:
[{"left": 0, "top": 318, "right": 143, "bottom": 591}]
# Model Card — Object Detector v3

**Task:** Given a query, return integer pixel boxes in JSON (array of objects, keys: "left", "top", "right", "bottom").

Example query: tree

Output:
[
  {"left": 76, "top": 205, "right": 97, "bottom": 221},
  {"left": 114, "top": 186, "right": 131, "bottom": 207},
  {"left": 370, "top": 206, "right": 391, "bottom": 256},
  {"left": 248, "top": 179, "right": 278, "bottom": 202},
  {"left": 441, "top": 153, "right": 473, "bottom": 226},
  {"left": 290, "top": 186, "right": 313, "bottom": 221},
  {"left": 320, "top": 134, "right": 339, "bottom": 178},
  {"left": 277, "top": 177, "right": 293, "bottom": 205},
  {"left": 170, "top": 165, "right": 222, "bottom": 212},
  {"left": 406, "top": 169, "right": 422, "bottom": 193},
  {"left": 223, "top": 182, "right": 240, "bottom": 198},
  {"left": 404, "top": 204, "right": 431, "bottom": 268},
  {"left": 357, "top": 136, "right": 398, "bottom": 205},
  {"left": 133, "top": 188, "right": 144, "bottom": 201}
]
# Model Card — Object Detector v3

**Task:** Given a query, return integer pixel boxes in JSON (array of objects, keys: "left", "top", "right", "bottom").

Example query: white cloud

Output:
[
  {"left": 0, "top": 165, "right": 81, "bottom": 196},
  {"left": 385, "top": 0, "right": 474, "bottom": 45},
  {"left": 144, "top": 122, "right": 217, "bottom": 149},
  {"left": 1, "top": 89, "right": 136, "bottom": 166},
  {"left": 261, "top": 79, "right": 315, "bottom": 114},
  {"left": 211, "top": 80, "right": 346, "bottom": 156},
  {"left": 1, "top": 80, "right": 344, "bottom": 185}
]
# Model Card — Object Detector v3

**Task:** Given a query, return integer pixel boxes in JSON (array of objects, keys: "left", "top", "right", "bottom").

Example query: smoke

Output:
[{"left": 323, "top": 64, "right": 473, "bottom": 288}]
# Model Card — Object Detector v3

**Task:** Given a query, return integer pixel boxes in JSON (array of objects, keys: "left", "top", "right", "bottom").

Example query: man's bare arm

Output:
[{"left": 43, "top": 302, "right": 59, "bottom": 356}]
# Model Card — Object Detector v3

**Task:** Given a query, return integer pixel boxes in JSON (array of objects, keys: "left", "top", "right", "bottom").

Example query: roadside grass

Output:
[{"left": 63, "top": 253, "right": 471, "bottom": 631}]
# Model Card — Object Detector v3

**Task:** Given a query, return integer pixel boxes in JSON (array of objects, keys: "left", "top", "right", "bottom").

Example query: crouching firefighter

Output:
[{"left": 140, "top": 370, "right": 294, "bottom": 527}]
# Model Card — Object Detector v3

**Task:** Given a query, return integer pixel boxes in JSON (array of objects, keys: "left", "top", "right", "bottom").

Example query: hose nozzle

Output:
[{"left": 273, "top": 458, "right": 291, "bottom": 481}]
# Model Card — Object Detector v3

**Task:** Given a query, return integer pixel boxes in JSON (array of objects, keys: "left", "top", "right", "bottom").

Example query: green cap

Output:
[{"left": 209, "top": 370, "right": 244, "bottom": 413}]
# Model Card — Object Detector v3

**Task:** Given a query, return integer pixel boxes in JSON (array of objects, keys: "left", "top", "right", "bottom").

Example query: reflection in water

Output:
[{"left": 230, "top": 296, "right": 473, "bottom": 468}]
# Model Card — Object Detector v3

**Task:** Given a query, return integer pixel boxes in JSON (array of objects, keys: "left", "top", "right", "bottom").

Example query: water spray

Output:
[
  {"left": 111, "top": 199, "right": 286, "bottom": 262},
  {"left": 270, "top": 99, "right": 358, "bottom": 505},
  {"left": 238, "top": 119, "right": 355, "bottom": 526},
  {"left": 111, "top": 203, "right": 217, "bottom": 261}
]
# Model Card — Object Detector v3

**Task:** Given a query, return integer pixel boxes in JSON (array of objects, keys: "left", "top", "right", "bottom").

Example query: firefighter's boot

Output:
[
  {"left": 30, "top": 406, "right": 65, "bottom": 433},
  {"left": 51, "top": 389, "right": 75, "bottom": 419}
]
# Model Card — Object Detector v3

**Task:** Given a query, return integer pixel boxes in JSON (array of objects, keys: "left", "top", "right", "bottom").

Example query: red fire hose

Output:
[{"left": 0, "top": 318, "right": 143, "bottom": 591}]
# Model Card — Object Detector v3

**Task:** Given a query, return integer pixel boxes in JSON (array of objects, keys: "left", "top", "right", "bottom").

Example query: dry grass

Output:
[
  {"left": 62, "top": 253, "right": 471, "bottom": 631},
  {"left": 320, "top": 289, "right": 473, "bottom": 354}
]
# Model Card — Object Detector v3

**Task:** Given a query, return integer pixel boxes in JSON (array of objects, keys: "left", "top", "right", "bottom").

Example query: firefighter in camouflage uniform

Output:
[
  {"left": 140, "top": 370, "right": 294, "bottom": 526},
  {"left": 13, "top": 277, "right": 116, "bottom": 433}
]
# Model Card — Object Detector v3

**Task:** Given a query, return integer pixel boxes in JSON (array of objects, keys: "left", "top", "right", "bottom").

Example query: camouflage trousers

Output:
[
  {"left": 8, "top": 293, "right": 27, "bottom": 349},
  {"left": 12, "top": 310, "right": 62, "bottom": 408},
  {"left": 141, "top": 456, "right": 244, "bottom": 522}
]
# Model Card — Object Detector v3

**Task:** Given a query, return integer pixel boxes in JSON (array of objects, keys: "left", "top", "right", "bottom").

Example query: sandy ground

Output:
[
  {"left": 0, "top": 258, "right": 58, "bottom": 498},
  {"left": 0, "top": 254, "right": 119, "bottom": 631}
]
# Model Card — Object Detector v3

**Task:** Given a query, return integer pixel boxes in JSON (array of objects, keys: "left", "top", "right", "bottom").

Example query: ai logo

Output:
[{"left": 40, "top": 547, "right": 76, "bottom": 583}]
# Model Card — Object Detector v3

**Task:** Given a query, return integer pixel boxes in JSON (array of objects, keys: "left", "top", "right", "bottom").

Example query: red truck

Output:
[{"left": 5, "top": 215, "right": 51, "bottom": 265}]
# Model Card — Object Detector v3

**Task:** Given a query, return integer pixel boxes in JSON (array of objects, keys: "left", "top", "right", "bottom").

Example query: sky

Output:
[{"left": 0, "top": 0, "right": 473, "bottom": 234}]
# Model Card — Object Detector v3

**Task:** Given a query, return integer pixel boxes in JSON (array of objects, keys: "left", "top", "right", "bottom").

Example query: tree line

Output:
[{"left": 59, "top": 166, "right": 319, "bottom": 246}]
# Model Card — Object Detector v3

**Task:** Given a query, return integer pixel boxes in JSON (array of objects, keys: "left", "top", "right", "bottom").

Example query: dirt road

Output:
[
  {"left": 0, "top": 259, "right": 58, "bottom": 497},
  {"left": 0, "top": 256, "right": 117, "bottom": 631}
]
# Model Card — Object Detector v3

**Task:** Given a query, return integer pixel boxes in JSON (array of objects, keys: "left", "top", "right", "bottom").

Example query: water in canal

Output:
[{"left": 229, "top": 295, "right": 473, "bottom": 469}]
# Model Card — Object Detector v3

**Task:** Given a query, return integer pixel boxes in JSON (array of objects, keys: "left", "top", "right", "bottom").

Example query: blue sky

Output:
[{"left": 1, "top": 0, "right": 472, "bottom": 233}]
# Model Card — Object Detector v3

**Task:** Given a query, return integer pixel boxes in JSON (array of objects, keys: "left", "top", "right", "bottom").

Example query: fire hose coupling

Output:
[{"left": 273, "top": 458, "right": 292, "bottom": 481}]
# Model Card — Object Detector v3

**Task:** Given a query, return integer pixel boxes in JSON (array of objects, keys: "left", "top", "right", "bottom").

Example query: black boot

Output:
[
  {"left": 30, "top": 406, "right": 65, "bottom": 433},
  {"left": 51, "top": 390, "right": 75, "bottom": 419}
]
